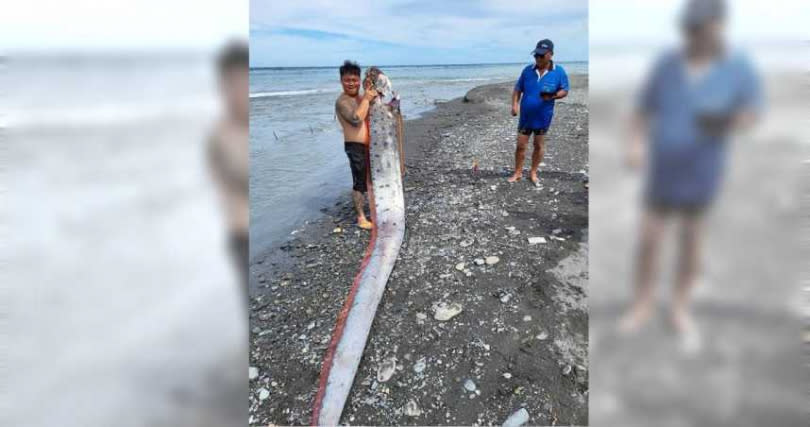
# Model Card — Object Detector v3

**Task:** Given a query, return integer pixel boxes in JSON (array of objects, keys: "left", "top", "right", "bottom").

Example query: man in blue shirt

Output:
[
  {"left": 508, "top": 39, "right": 570, "bottom": 184},
  {"left": 620, "top": 0, "right": 762, "bottom": 353}
]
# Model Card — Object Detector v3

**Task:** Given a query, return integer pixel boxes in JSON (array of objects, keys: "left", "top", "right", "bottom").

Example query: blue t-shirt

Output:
[
  {"left": 514, "top": 62, "right": 570, "bottom": 130},
  {"left": 639, "top": 49, "right": 762, "bottom": 206}
]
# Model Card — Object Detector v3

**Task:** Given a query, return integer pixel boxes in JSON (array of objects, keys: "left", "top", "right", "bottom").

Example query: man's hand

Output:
[
  {"left": 363, "top": 88, "right": 379, "bottom": 102},
  {"left": 511, "top": 104, "right": 519, "bottom": 117},
  {"left": 625, "top": 134, "right": 645, "bottom": 170}
]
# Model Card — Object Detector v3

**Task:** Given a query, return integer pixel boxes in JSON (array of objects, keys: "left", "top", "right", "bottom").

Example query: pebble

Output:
[
  {"left": 536, "top": 331, "right": 549, "bottom": 340},
  {"left": 502, "top": 408, "right": 530, "bottom": 427},
  {"left": 377, "top": 357, "right": 397, "bottom": 382},
  {"left": 464, "top": 379, "right": 477, "bottom": 392},
  {"left": 500, "top": 294, "right": 511, "bottom": 303},
  {"left": 414, "top": 358, "right": 426, "bottom": 373},
  {"left": 416, "top": 312, "right": 427, "bottom": 321},
  {"left": 249, "top": 366, "right": 259, "bottom": 381},
  {"left": 404, "top": 400, "right": 422, "bottom": 417},
  {"left": 455, "top": 262, "right": 466, "bottom": 271},
  {"left": 333, "top": 227, "right": 342, "bottom": 233},
  {"left": 460, "top": 239, "right": 473, "bottom": 247},
  {"left": 474, "top": 258, "right": 485, "bottom": 266},
  {"left": 528, "top": 236, "right": 547, "bottom": 245},
  {"left": 562, "top": 365, "right": 573, "bottom": 376},
  {"left": 434, "top": 302, "right": 463, "bottom": 321},
  {"left": 485, "top": 256, "right": 500, "bottom": 265},
  {"left": 523, "top": 315, "right": 532, "bottom": 322},
  {"left": 503, "top": 372, "right": 512, "bottom": 379},
  {"left": 257, "top": 388, "right": 270, "bottom": 400}
]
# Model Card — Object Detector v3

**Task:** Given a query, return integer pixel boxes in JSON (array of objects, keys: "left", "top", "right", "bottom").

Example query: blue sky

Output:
[{"left": 250, "top": 0, "right": 588, "bottom": 67}]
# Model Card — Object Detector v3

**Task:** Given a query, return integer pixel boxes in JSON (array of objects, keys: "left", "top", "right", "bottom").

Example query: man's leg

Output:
[
  {"left": 620, "top": 208, "right": 668, "bottom": 333},
  {"left": 671, "top": 212, "right": 704, "bottom": 333},
  {"left": 529, "top": 132, "right": 545, "bottom": 183},
  {"left": 508, "top": 133, "right": 530, "bottom": 182},
  {"left": 352, "top": 190, "right": 370, "bottom": 225}
]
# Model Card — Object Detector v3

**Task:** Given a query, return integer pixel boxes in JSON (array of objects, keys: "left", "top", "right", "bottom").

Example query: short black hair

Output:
[
  {"left": 217, "top": 40, "right": 248, "bottom": 76},
  {"left": 339, "top": 60, "right": 361, "bottom": 77}
]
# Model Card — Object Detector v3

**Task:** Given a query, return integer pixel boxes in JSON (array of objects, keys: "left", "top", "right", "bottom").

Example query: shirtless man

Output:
[
  {"left": 335, "top": 60, "right": 378, "bottom": 229},
  {"left": 207, "top": 41, "right": 249, "bottom": 301}
]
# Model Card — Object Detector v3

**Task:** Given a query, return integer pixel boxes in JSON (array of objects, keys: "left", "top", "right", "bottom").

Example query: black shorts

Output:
[
  {"left": 518, "top": 127, "right": 548, "bottom": 136},
  {"left": 645, "top": 199, "right": 709, "bottom": 217},
  {"left": 344, "top": 142, "right": 368, "bottom": 193}
]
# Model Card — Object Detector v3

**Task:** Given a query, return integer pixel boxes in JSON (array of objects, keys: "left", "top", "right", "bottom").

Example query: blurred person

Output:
[
  {"left": 508, "top": 38, "right": 570, "bottom": 184},
  {"left": 619, "top": 0, "right": 762, "bottom": 352},
  {"left": 208, "top": 40, "right": 249, "bottom": 300},
  {"left": 335, "top": 60, "right": 378, "bottom": 230}
]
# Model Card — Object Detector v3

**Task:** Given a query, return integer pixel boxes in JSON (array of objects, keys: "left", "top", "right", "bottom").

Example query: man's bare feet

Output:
[
  {"left": 529, "top": 172, "right": 539, "bottom": 185},
  {"left": 618, "top": 300, "right": 654, "bottom": 335},
  {"left": 507, "top": 173, "right": 522, "bottom": 183},
  {"left": 357, "top": 217, "right": 374, "bottom": 230}
]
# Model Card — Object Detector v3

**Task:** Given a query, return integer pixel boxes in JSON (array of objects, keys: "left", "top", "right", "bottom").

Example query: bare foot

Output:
[
  {"left": 617, "top": 301, "right": 654, "bottom": 335},
  {"left": 357, "top": 217, "right": 374, "bottom": 230},
  {"left": 507, "top": 174, "right": 522, "bottom": 183},
  {"left": 529, "top": 172, "right": 539, "bottom": 185}
]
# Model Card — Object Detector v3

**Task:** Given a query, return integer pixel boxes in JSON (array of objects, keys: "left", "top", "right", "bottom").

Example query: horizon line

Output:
[{"left": 250, "top": 60, "right": 589, "bottom": 70}]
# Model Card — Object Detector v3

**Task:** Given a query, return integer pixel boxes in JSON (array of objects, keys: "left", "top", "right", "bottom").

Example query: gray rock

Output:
[
  {"left": 474, "top": 258, "right": 485, "bottom": 266},
  {"left": 414, "top": 358, "right": 426, "bottom": 374},
  {"left": 404, "top": 400, "right": 422, "bottom": 417},
  {"left": 464, "top": 379, "right": 477, "bottom": 392},
  {"left": 377, "top": 357, "right": 397, "bottom": 382},
  {"left": 528, "top": 236, "right": 547, "bottom": 245},
  {"left": 502, "top": 408, "right": 530, "bottom": 427},
  {"left": 257, "top": 388, "right": 270, "bottom": 400},
  {"left": 434, "top": 302, "right": 463, "bottom": 321},
  {"left": 249, "top": 366, "right": 259, "bottom": 381},
  {"left": 485, "top": 256, "right": 500, "bottom": 265}
]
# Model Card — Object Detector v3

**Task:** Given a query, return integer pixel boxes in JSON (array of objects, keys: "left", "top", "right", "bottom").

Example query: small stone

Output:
[
  {"left": 249, "top": 366, "right": 259, "bottom": 381},
  {"left": 307, "top": 322, "right": 315, "bottom": 330},
  {"left": 536, "top": 331, "right": 549, "bottom": 340},
  {"left": 333, "top": 227, "right": 342, "bottom": 233},
  {"left": 460, "top": 239, "right": 473, "bottom": 248},
  {"left": 464, "top": 379, "right": 477, "bottom": 392},
  {"left": 455, "top": 262, "right": 466, "bottom": 271},
  {"left": 503, "top": 372, "right": 512, "bottom": 379},
  {"left": 434, "top": 302, "right": 463, "bottom": 321},
  {"left": 500, "top": 294, "right": 511, "bottom": 303},
  {"left": 485, "top": 256, "right": 500, "bottom": 265},
  {"left": 257, "top": 388, "right": 270, "bottom": 400},
  {"left": 416, "top": 312, "right": 427, "bottom": 321},
  {"left": 523, "top": 315, "right": 532, "bottom": 322},
  {"left": 528, "top": 237, "right": 547, "bottom": 245},
  {"left": 502, "top": 408, "right": 530, "bottom": 427},
  {"left": 474, "top": 258, "right": 485, "bottom": 266},
  {"left": 377, "top": 357, "right": 397, "bottom": 382},
  {"left": 414, "top": 358, "right": 426, "bottom": 373},
  {"left": 562, "top": 365, "right": 573, "bottom": 376},
  {"left": 404, "top": 400, "right": 422, "bottom": 417}
]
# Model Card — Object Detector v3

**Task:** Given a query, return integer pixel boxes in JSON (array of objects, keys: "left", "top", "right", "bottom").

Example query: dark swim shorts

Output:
[
  {"left": 344, "top": 141, "right": 369, "bottom": 193},
  {"left": 518, "top": 127, "right": 548, "bottom": 136}
]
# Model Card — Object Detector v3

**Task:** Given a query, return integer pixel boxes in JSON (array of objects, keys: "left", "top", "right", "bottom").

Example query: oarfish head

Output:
[{"left": 364, "top": 66, "right": 393, "bottom": 99}]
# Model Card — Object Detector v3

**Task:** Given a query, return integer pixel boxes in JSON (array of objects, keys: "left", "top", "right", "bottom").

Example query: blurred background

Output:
[
  {"left": 589, "top": 0, "right": 808, "bottom": 426},
  {"left": 3, "top": 1, "right": 247, "bottom": 426}
]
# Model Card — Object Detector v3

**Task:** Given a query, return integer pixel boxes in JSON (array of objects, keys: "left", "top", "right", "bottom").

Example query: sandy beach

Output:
[{"left": 249, "top": 75, "right": 589, "bottom": 426}]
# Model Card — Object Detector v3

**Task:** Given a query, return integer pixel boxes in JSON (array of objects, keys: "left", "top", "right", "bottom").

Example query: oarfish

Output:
[{"left": 311, "top": 67, "right": 406, "bottom": 426}]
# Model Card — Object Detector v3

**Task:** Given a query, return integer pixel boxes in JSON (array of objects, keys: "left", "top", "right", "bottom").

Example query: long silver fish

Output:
[{"left": 311, "top": 67, "right": 405, "bottom": 426}]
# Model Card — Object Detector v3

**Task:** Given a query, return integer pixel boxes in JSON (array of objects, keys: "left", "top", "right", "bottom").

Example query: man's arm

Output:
[
  {"left": 552, "top": 89, "right": 568, "bottom": 100},
  {"left": 511, "top": 90, "right": 521, "bottom": 116}
]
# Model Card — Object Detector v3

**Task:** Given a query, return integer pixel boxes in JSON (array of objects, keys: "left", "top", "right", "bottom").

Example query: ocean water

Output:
[{"left": 250, "top": 62, "right": 588, "bottom": 255}]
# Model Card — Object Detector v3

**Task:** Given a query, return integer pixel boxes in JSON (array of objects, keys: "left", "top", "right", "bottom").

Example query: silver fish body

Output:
[{"left": 312, "top": 71, "right": 405, "bottom": 426}]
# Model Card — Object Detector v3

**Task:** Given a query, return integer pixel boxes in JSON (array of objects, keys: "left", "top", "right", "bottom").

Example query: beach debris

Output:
[
  {"left": 377, "top": 357, "right": 397, "bottom": 382},
  {"left": 434, "top": 302, "right": 463, "bottom": 321},
  {"left": 404, "top": 400, "right": 422, "bottom": 417},
  {"left": 485, "top": 256, "right": 500, "bottom": 265},
  {"left": 502, "top": 408, "right": 530, "bottom": 427},
  {"left": 455, "top": 262, "right": 466, "bottom": 271},
  {"left": 249, "top": 366, "right": 259, "bottom": 381},
  {"left": 333, "top": 227, "right": 342, "bottom": 233},
  {"left": 528, "top": 236, "right": 547, "bottom": 245},
  {"left": 463, "top": 379, "right": 477, "bottom": 392},
  {"left": 536, "top": 330, "right": 549, "bottom": 340},
  {"left": 562, "top": 365, "right": 573, "bottom": 376},
  {"left": 502, "top": 372, "right": 512, "bottom": 379},
  {"left": 523, "top": 315, "right": 532, "bottom": 322},
  {"left": 257, "top": 388, "right": 270, "bottom": 400},
  {"left": 413, "top": 358, "right": 426, "bottom": 374},
  {"left": 500, "top": 293, "right": 511, "bottom": 303}
]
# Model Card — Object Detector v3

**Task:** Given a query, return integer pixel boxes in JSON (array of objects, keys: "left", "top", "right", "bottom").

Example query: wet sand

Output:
[{"left": 249, "top": 75, "right": 589, "bottom": 426}]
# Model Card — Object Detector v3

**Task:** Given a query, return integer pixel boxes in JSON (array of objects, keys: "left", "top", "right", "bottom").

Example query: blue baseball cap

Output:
[
  {"left": 681, "top": 0, "right": 726, "bottom": 29},
  {"left": 531, "top": 39, "right": 554, "bottom": 56}
]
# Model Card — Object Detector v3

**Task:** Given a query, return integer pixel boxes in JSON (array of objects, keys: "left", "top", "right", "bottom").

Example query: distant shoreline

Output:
[{"left": 249, "top": 60, "right": 589, "bottom": 70}]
